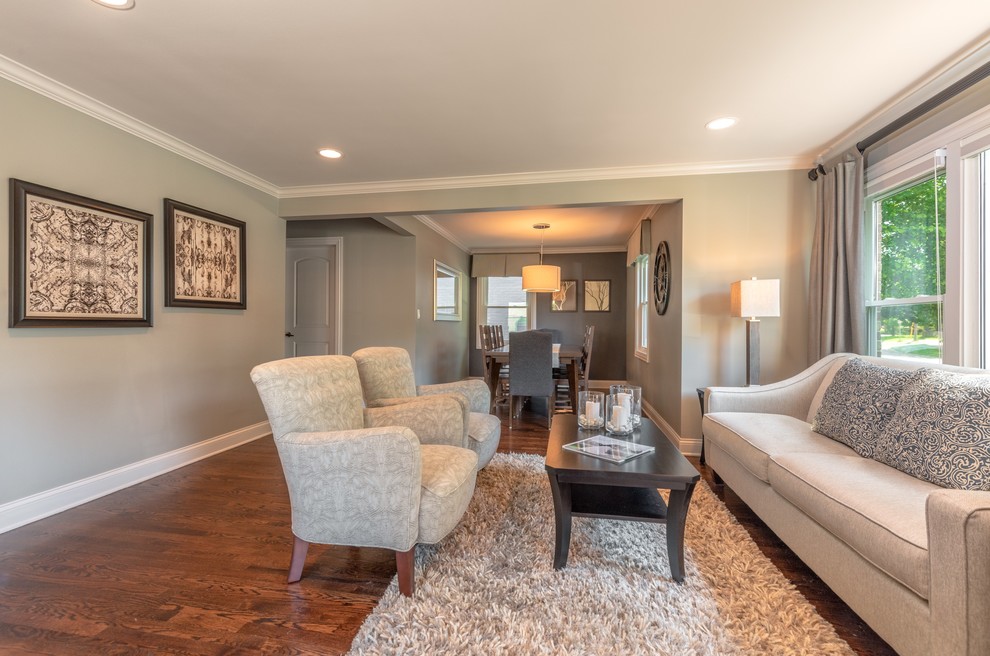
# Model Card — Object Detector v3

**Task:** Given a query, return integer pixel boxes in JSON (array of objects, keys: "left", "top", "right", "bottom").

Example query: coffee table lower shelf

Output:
[{"left": 570, "top": 483, "right": 668, "bottom": 522}]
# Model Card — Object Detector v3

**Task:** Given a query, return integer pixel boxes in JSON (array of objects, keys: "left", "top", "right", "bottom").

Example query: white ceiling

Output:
[{"left": 2, "top": 0, "right": 990, "bottom": 250}]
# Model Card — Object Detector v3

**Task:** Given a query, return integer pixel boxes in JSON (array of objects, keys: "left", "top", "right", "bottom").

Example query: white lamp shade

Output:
[
  {"left": 521, "top": 264, "right": 561, "bottom": 292},
  {"left": 731, "top": 278, "right": 780, "bottom": 318}
]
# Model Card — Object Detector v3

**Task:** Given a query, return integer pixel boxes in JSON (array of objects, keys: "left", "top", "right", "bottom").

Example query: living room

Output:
[{"left": 1, "top": 2, "right": 989, "bottom": 655}]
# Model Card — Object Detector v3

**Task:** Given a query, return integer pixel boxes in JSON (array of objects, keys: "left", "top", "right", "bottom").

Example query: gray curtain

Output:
[{"left": 808, "top": 152, "right": 867, "bottom": 360}]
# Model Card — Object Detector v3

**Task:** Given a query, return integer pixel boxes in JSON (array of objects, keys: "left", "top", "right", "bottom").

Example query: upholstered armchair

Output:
[
  {"left": 250, "top": 355, "right": 478, "bottom": 596},
  {"left": 352, "top": 346, "right": 501, "bottom": 469}
]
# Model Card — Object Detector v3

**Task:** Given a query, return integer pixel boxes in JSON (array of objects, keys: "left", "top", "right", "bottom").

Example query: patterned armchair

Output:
[
  {"left": 352, "top": 346, "right": 501, "bottom": 469},
  {"left": 250, "top": 355, "right": 478, "bottom": 596}
]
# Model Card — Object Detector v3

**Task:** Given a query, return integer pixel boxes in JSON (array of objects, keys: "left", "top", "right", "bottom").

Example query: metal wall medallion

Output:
[{"left": 653, "top": 240, "right": 670, "bottom": 315}]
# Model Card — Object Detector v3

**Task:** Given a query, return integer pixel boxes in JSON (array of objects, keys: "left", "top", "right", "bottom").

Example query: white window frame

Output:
[
  {"left": 475, "top": 277, "right": 536, "bottom": 348},
  {"left": 634, "top": 253, "right": 649, "bottom": 362},
  {"left": 864, "top": 105, "right": 990, "bottom": 367}
]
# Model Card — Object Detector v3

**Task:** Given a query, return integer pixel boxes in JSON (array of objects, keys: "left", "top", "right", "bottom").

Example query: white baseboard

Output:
[
  {"left": 0, "top": 421, "right": 271, "bottom": 535},
  {"left": 641, "top": 401, "right": 700, "bottom": 456}
]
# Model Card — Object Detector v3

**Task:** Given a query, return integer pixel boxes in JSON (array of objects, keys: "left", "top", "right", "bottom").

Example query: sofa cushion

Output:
[
  {"left": 703, "top": 412, "right": 856, "bottom": 483},
  {"left": 875, "top": 368, "right": 990, "bottom": 491},
  {"left": 811, "top": 357, "right": 917, "bottom": 459},
  {"left": 768, "top": 452, "right": 936, "bottom": 600}
]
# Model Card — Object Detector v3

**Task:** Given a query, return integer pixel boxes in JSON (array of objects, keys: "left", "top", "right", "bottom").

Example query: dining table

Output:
[{"left": 483, "top": 343, "right": 584, "bottom": 412}]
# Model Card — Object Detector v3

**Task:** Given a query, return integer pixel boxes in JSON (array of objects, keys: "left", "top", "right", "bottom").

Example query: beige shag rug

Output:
[{"left": 348, "top": 453, "right": 854, "bottom": 656}]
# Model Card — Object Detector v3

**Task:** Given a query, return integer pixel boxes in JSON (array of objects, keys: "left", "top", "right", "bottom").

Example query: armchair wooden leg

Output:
[
  {"left": 396, "top": 546, "right": 416, "bottom": 596},
  {"left": 287, "top": 535, "right": 309, "bottom": 583}
]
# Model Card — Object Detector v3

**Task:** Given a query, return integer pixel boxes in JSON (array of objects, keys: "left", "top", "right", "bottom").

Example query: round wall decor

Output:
[{"left": 653, "top": 240, "right": 670, "bottom": 315}]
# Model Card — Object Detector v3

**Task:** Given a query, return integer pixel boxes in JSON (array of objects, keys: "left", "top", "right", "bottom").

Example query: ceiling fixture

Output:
[
  {"left": 705, "top": 117, "right": 738, "bottom": 130},
  {"left": 318, "top": 148, "right": 343, "bottom": 159},
  {"left": 90, "top": 0, "right": 135, "bottom": 9},
  {"left": 521, "top": 223, "right": 561, "bottom": 293}
]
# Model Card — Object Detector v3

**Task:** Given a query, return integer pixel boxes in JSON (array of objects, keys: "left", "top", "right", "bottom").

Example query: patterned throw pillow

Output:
[
  {"left": 811, "top": 358, "right": 917, "bottom": 458},
  {"left": 874, "top": 369, "right": 990, "bottom": 491}
]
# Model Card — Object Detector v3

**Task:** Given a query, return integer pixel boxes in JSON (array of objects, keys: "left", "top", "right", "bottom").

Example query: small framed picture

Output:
[
  {"left": 551, "top": 280, "right": 577, "bottom": 312},
  {"left": 584, "top": 280, "right": 611, "bottom": 312},
  {"left": 164, "top": 199, "right": 246, "bottom": 309},
  {"left": 9, "top": 179, "right": 153, "bottom": 327}
]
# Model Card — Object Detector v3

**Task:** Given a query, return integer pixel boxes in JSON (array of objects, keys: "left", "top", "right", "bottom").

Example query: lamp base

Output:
[{"left": 745, "top": 318, "right": 760, "bottom": 386}]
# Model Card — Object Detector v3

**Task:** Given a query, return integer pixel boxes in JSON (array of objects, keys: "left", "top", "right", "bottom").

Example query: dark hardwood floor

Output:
[{"left": 0, "top": 404, "right": 896, "bottom": 655}]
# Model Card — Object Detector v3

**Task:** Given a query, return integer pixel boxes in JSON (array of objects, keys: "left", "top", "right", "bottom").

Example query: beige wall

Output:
[
  {"left": 0, "top": 78, "right": 284, "bottom": 505},
  {"left": 285, "top": 216, "right": 472, "bottom": 384},
  {"left": 280, "top": 168, "right": 815, "bottom": 447}
]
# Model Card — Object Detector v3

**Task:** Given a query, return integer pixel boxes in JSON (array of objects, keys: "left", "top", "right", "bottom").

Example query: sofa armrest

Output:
[
  {"left": 275, "top": 427, "right": 422, "bottom": 551},
  {"left": 928, "top": 489, "right": 990, "bottom": 656},
  {"left": 705, "top": 353, "right": 848, "bottom": 421},
  {"left": 364, "top": 395, "right": 468, "bottom": 448},
  {"left": 419, "top": 379, "right": 491, "bottom": 414}
]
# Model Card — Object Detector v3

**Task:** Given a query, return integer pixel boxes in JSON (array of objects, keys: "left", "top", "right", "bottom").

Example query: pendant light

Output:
[{"left": 521, "top": 223, "right": 561, "bottom": 292}]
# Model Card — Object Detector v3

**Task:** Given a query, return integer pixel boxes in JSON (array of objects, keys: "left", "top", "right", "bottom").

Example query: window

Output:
[
  {"left": 864, "top": 104, "right": 990, "bottom": 367},
  {"left": 476, "top": 276, "right": 534, "bottom": 346},
  {"left": 634, "top": 254, "right": 649, "bottom": 361},
  {"left": 866, "top": 171, "right": 946, "bottom": 362}
]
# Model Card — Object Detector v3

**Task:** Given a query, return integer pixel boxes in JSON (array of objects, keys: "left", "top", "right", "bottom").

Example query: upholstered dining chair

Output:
[
  {"left": 508, "top": 330, "right": 555, "bottom": 428},
  {"left": 352, "top": 346, "right": 501, "bottom": 469},
  {"left": 250, "top": 355, "right": 478, "bottom": 597}
]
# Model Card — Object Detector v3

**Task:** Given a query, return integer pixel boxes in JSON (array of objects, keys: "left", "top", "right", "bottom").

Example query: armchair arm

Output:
[
  {"left": 706, "top": 353, "right": 848, "bottom": 421},
  {"left": 275, "top": 427, "right": 422, "bottom": 551},
  {"left": 365, "top": 395, "right": 468, "bottom": 448},
  {"left": 419, "top": 379, "right": 491, "bottom": 414},
  {"left": 928, "top": 489, "right": 990, "bottom": 656}
]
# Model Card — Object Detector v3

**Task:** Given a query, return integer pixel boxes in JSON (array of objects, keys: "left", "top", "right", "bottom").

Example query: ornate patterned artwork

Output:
[
  {"left": 165, "top": 199, "right": 246, "bottom": 309},
  {"left": 9, "top": 179, "right": 152, "bottom": 327}
]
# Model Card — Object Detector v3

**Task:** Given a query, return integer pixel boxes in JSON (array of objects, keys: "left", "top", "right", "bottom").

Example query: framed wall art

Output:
[
  {"left": 434, "top": 259, "right": 462, "bottom": 321},
  {"left": 9, "top": 178, "right": 153, "bottom": 327},
  {"left": 584, "top": 280, "right": 611, "bottom": 312},
  {"left": 164, "top": 199, "right": 246, "bottom": 309},
  {"left": 551, "top": 280, "right": 577, "bottom": 312}
]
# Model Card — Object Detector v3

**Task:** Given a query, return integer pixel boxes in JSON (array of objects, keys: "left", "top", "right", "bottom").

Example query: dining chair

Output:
[
  {"left": 580, "top": 325, "right": 595, "bottom": 390},
  {"left": 494, "top": 324, "right": 505, "bottom": 348},
  {"left": 508, "top": 330, "right": 555, "bottom": 428},
  {"left": 250, "top": 355, "right": 478, "bottom": 597}
]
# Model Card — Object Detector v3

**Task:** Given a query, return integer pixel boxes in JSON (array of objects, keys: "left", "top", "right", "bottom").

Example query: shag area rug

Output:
[{"left": 348, "top": 453, "right": 854, "bottom": 656}]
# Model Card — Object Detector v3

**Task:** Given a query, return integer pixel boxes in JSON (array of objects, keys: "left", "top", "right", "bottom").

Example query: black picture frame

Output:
[
  {"left": 551, "top": 280, "right": 577, "bottom": 312},
  {"left": 164, "top": 199, "right": 246, "bottom": 309},
  {"left": 9, "top": 178, "right": 153, "bottom": 328},
  {"left": 584, "top": 280, "right": 611, "bottom": 312}
]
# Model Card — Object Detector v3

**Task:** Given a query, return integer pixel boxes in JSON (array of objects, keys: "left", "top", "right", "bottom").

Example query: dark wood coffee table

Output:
[{"left": 545, "top": 414, "right": 700, "bottom": 582}]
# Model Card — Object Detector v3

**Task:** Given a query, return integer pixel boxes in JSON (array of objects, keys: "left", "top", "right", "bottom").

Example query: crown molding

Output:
[
  {"left": 0, "top": 55, "right": 280, "bottom": 197},
  {"left": 277, "top": 157, "right": 811, "bottom": 199},
  {"left": 414, "top": 215, "right": 471, "bottom": 252}
]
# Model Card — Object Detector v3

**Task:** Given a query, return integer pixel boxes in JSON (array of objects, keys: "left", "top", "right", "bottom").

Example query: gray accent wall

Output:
[
  {"left": 0, "top": 78, "right": 284, "bottom": 505},
  {"left": 467, "top": 251, "right": 627, "bottom": 381}
]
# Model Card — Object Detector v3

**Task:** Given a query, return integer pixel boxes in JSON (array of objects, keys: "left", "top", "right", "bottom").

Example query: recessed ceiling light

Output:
[
  {"left": 91, "top": 0, "right": 135, "bottom": 9},
  {"left": 705, "top": 117, "right": 738, "bottom": 130},
  {"left": 318, "top": 148, "right": 343, "bottom": 159}
]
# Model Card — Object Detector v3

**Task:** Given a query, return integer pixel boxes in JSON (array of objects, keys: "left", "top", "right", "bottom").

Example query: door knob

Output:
[{"left": 285, "top": 332, "right": 295, "bottom": 337}]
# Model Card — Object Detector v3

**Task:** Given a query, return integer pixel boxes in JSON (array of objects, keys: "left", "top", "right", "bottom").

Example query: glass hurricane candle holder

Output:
[
  {"left": 605, "top": 393, "right": 634, "bottom": 436},
  {"left": 577, "top": 390, "right": 604, "bottom": 430},
  {"left": 610, "top": 384, "right": 642, "bottom": 427}
]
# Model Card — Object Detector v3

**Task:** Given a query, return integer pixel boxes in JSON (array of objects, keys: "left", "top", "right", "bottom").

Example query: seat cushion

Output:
[
  {"left": 703, "top": 412, "right": 856, "bottom": 483},
  {"left": 468, "top": 411, "right": 501, "bottom": 469},
  {"left": 417, "top": 445, "right": 478, "bottom": 544},
  {"left": 768, "top": 452, "right": 936, "bottom": 600}
]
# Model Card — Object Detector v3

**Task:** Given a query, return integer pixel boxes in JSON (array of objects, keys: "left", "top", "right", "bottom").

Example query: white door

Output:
[{"left": 285, "top": 240, "right": 340, "bottom": 357}]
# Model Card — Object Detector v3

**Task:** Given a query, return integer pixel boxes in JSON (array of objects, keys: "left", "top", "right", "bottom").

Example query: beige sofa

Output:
[{"left": 703, "top": 353, "right": 990, "bottom": 656}]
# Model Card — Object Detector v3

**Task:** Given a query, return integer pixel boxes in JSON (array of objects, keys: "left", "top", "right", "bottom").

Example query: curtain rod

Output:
[{"left": 808, "top": 58, "right": 990, "bottom": 181}]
